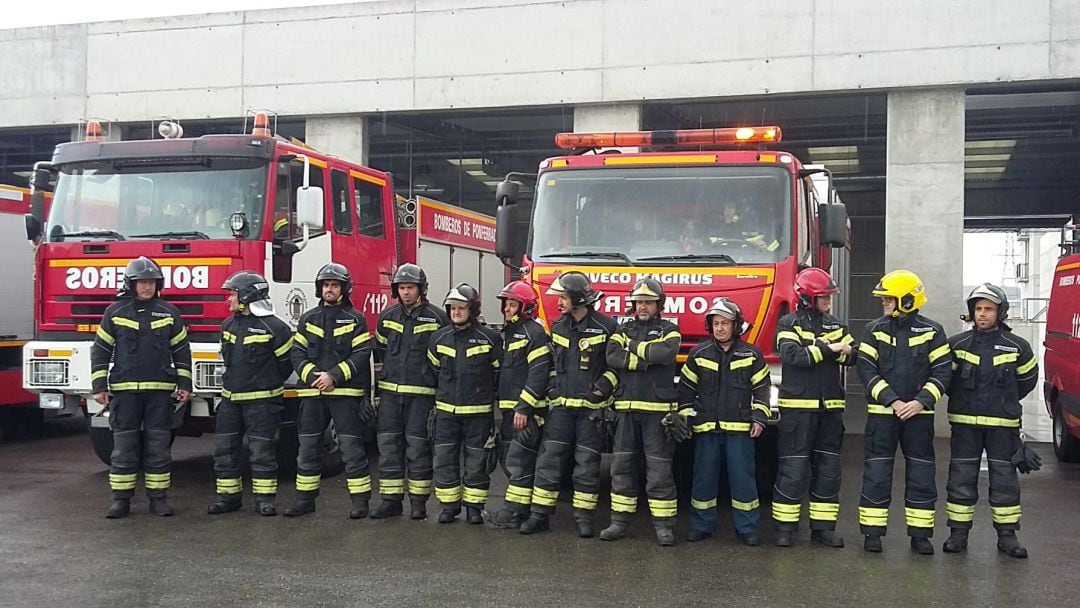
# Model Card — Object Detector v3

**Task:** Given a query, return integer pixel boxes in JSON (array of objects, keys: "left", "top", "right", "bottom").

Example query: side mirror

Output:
[
  {"left": 495, "top": 179, "right": 520, "bottom": 206},
  {"left": 296, "top": 186, "right": 324, "bottom": 230},
  {"left": 818, "top": 203, "right": 848, "bottom": 248},
  {"left": 29, "top": 163, "right": 53, "bottom": 222},
  {"left": 495, "top": 203, "right": 519, "bottom": 260},
  {"left": 24, "top": 214, "right": 42, "bottom": 242}
]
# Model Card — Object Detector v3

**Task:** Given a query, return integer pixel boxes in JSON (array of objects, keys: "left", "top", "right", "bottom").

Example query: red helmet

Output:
[
  {"left": 794, "top": 268, "right": 838, "bottom": 309},
  {"left": 498, "top": 280, "right": 540, "bottom": 320}
]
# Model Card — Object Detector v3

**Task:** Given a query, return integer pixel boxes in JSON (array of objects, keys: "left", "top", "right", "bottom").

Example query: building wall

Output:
[{"left": 2, "top": 0, "right": 1078, "bottom": 128}]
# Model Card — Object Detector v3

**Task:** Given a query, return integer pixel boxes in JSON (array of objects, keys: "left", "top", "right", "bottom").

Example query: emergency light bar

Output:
[{"left": 554, "top": 126, "right": 782, "bottom": 149}]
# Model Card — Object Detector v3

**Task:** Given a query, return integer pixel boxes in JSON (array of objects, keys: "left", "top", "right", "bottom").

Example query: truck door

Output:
[{"left": 326, "top": 168, "right": 393, "bottom": 327}]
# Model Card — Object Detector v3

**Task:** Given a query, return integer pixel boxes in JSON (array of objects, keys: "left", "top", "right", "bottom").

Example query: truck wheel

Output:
[{"left": 1053, "top": 401, "right": 1080, "bottom": 462}]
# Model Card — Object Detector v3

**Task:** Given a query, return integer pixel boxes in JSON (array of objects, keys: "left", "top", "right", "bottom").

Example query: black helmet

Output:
[
  {"left": 628, "top": 277, "right": 666, "bottom": 312},
  {"left": 222, "top": 271, "right": 270, "bottom": 306},
  {"left": 705, "top": 297, "right": 749, "bottom": 337},
  {"left": 124, "top": 256, "right": 164, "bottom": 295},
  {"left": 965, "top": 283, "right": 1009, "bottom": 323},
  {"left": 391, "top": 263, "right": 428, "bottom": 299},
  {"left": 546, "top": 271, "right": 600, "bottom": 308},
  {"left": 444, "top": 283, "right": 481, "bottom": 319},
  {"left": 315, "top": 262, "right": 353, "bottom": 303}
]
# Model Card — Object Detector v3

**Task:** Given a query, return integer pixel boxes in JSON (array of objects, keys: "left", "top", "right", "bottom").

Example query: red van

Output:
[{"left": 1043, "top": 249, "right": 1080, "bottom": 461}]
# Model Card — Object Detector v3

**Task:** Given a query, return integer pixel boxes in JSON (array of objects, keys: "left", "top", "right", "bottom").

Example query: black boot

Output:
[
  {"left": 149, "top": 496, "right": 174, "bottom": 517},
  {"left": 284, "top": 493, "right": 316, "bottom": 517},
  {"left": 654, "top": 521, "right": 675, "bottom": 547},
  {"left": 491, "top": 507, "right": 528, "bottom": 529},
  {"left": 254, "top": 496, "right": 277, "bottom": 517},
  {"left": 910, "top": 536, "right": 935, "bottom": 555},
  {"left": 574, "top": 510, "right": 594, "bottom": 539},
  {"left": 997, "top": 530, "right": 1028, "bottom": 559},
  {"left": 466, "top": 506, "right": 484, "bottom": 525},
  {"left": 599, "top": 518, "right": 631, "bottom": 542},
  {"left": 943, "top": 528, "right": 969, "bottom": 553},
  {"left": 105, "top": 498, "right": 130, "bottom": 519},
  {"left": 519, "top": 513, "right": 550, "bottom": 535},
  {"left": 438, "top": 505, "right": 460, "bottom": 524},
  {"left": 739, "top": 533, "right": 761, "bottom": 547},
  {"left": 864, "top": 534, "right": 883, "bottom": 553},
  {"left": 410, "top": 498, "right": 428, "bottom": 520},
  {"left": 207, "top": 496, "right": 242, "bottom": 515},
  {"left": 349, "top": 495, "right": 370, "bottom": 519},
  {"left": 775, "top": 530, "right": 793, "bottom": 547},
  {"left": 811, "top": 530, "right": 844, "bottom": 548},
  {"left": 370, "top": 498, "right": 403, "bottom": 519},
  {"left": 686, "top": 529, "right": 711, "bottom": 543}
]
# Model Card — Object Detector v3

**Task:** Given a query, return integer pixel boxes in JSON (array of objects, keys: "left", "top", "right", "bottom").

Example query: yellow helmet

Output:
[{"left": 872, "top": 269, "right": 926, "bottom": 314}]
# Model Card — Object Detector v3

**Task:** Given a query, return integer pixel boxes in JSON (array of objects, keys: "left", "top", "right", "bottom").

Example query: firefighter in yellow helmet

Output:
[{"left": 856, "top": 270, "right": 952, "bottom": 554}]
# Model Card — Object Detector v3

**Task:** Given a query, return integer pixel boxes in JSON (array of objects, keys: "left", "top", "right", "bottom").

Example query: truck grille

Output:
[
  {"left": 28, "top": 359, "right": 70, "bottom": 387},
  {"left": 194, "top": 361, "right": 224, "bottom": 391}
]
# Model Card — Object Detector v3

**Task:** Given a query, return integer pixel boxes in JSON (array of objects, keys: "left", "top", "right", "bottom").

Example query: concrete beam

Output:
[{"left": 305, "top": 116, "right": 369, "bottom": 166}]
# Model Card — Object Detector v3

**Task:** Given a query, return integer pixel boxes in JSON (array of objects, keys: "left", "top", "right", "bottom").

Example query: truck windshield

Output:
[
  {"left": 46, "top": 160, "right": 268, "bottom": 242},
  {"left": 529, "top": 165, "right": 792, "bottom": 265}
]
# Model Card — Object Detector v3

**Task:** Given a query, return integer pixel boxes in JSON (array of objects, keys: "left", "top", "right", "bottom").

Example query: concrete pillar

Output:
[
  {"left": 305, "top": 115, "right": 369, "bottom": 165},
  {"left": 885, "top": 88, "right": 966, "bottom": 436},
  {"left": 573, "top": 103, "right": 642, "bottom": 132}
]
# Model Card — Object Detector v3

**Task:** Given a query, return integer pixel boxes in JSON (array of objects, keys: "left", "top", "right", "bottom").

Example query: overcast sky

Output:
[{"left": 3, "top": 1, "right": 372, "bottom": 29}]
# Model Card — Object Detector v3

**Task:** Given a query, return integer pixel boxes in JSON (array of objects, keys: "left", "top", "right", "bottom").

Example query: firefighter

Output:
[
  {"left": 92, "top": 256, "right": 192, "bottom": 519},
  {"left": 772, "top": 268, "right": 854, "bottom": 548},
  {"left": 856, "top": 269, "right": 952, "bottom": 554},
  {"left": 369, "top": 264, "right": 449, "bottom": 520},
  {"left": 207, "top": 271, "right": 293, "bottom": 517},
  {"left": 600, "top": 278, "right": 683, "bottom": 546},
  {"left": 943, "top": 283, "right": 1039, "bottom": 558},
  {"left": 680, "top": 298, "right": 772, "bottom": 545},
  {"left": 490, "top": 280, "right": 552, "bottom": 529},
  {"left": 428, "top": 284, "right": 503, "bottom": 524},
  {"left": 285, "top": 263, "right": 375, "bottom": 519},
  {"left": 519, "top": 271, "right": 617, "bottom": 538}
]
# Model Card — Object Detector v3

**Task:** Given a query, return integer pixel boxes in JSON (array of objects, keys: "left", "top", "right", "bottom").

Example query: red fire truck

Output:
[
  {"left": 1043, "top": 234, "right": 1080, "bottom": 462},
  {"left": 494, "top": 126, "right": 849, "bottom": 405},
  {"left": 22, "top": 117, "right": 503, "bottom": 466}
]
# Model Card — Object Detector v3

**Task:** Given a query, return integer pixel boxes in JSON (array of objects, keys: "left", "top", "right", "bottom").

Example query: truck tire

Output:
[{"left": 1052, "top": 400, "right": 1080, "bottom": 463}]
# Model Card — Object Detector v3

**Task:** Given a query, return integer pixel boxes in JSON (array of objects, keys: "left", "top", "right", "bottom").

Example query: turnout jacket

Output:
[
  {"left": 856, "top": 312, "right": 952, "bottom": 415},
  {"left": 220, "top": 313, "right": 294, "bottom": 401},
  {"left": 679, "top": 338, "right": 772, "bottom": 432},
  {"left": 775, "top": 309, "right": 855, "bottom": 411},
  {"left": 946, "top": 327, "right": 1038, "bottom": 428},
  {"left": 427, "top": 321, "right": 503, "bottom": 415},
  {"left": 291, "top": 302, "right": 372, "bottom": 398},
  {"left": 91, "top": 296, "right": 192, "bottom": 394},
  {"left": 605, "top": 316, "right": 682, "bottom": 413},
  {"left": 497, "top": 318, "right": 552, "bottom": 415},
  {"left": 549, "top": 308, "right": 619, "bottom": 408},
  {"left": 374, "top": 301, "right": 448, "bottom": 396}
]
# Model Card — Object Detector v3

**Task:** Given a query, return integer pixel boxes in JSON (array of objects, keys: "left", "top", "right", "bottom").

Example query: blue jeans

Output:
[{"left": 690, "top": 431, "right": 759, "bottom": 535}]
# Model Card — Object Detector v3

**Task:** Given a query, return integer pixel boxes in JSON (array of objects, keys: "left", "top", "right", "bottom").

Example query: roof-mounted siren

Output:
[
  {"left": 157, "top": 119, "right": 184, "bottom": 139},
  {"left": 554, "top": 126, "right": 782, "bottom": 149},
  {"left": 244, "top": 109, "right": 278, "bottom": 138}
]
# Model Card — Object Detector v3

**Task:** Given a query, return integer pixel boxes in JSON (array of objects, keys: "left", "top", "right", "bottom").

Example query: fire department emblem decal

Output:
[{"left": 286, "top": 288, "right": 307, "bottom": 328}]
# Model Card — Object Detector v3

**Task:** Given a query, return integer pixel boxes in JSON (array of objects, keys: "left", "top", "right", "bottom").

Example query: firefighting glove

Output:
[
  {"left": 357, "top": 397, "right": 377, "bottom": 426},
  {"left": 481, "top": 426, "right": 500, "bottom": 475},
  {"left": 516, "top": 415, "right": 543, "bottom": 450},
  {"left": 1012, "top": 442, "right": 1042, "bottom": 474},
  {"left": 662, "top": 408, "right": 695, "bottom": 443}
]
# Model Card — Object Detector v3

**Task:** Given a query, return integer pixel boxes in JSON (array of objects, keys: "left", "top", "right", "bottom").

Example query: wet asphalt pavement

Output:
[{"left": 1, "top": 417, "right": 1078, "bottom": 608}]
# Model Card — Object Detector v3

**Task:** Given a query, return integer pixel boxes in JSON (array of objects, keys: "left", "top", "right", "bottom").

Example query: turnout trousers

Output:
[
  {"left": 498, "top": 411, "right": 543, "bottom": 512},
  {"left": 529, "top": 407, "right": 604, "bottom": 515},
  {"left": 109, "top": 391, "right": 173, "bottom": 499},
  {"left": 212, "top": 398, "right": 282, "bottom": 501},
  {"left": 295, "top": 396, "right": 372, "bottom": 498},
  {"left": 772, "top": 410, "right": 844, "bottom": 531},
  {"left": 609, "top": 412, "right": 677, "bottom": 523},
  {"left": 946, "top": 425, "right": 1022, "bottom": 530},
  {"left": 858, "top": 414, "right": 937, "bottom": 538},
  {"left": 690, "top": 431, "right": 760, "bottom": 535},
  {"left": 432, "top": 411, "right": 494, "bottom": 509},
  {"left": 375, "top": 393, "right": 435, "bottom": 500}
]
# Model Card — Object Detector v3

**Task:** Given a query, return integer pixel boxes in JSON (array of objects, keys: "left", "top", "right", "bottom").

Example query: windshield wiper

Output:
[
  {"left": 538, "top": 251, "right": 634, "bottom": 265},
  {"left": 55, "top": 230, "right": 126, "bottom": 241},
  {"left": 636, "top": 253, "right": 737, "bottom": 265},
  {"left": 130, "top": 231, "right": 210, "bottom": 240}
]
